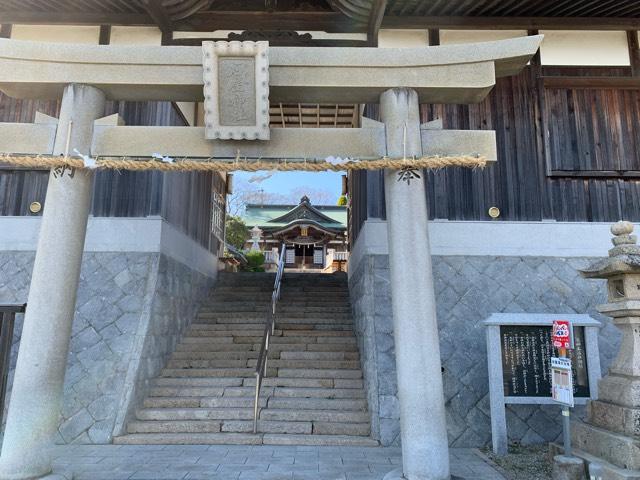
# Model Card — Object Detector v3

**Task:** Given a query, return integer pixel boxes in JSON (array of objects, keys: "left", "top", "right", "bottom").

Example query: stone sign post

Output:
[{"left": 572, "top": 221, "right": 640, "bottom": 478}]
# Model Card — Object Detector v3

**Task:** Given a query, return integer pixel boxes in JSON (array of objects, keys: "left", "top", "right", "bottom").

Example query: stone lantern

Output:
[
  {"left": 249, "top": 226, "right": 262, "bottom": 252},
  {"left": 573, "top": 221, "right": 640, "bottom": 476}
]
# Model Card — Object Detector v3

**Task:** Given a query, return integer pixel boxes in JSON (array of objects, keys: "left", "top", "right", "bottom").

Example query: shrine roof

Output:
[
  {"left": 1, "top": 1, "right": 638, "bottom": 49},
  {"left": 243, "top": 200, "right": 346, "bottom": 230}
]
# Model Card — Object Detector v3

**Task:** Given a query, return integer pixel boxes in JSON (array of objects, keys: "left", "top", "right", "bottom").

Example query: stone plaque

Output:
[{"left": 202, "top": 41, "right": 269, "bottom": 140}]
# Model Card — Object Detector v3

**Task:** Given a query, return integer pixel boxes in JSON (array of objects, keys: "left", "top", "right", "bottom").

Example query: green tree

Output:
[
  {"left": 337, "top": 195, "right": 348, "bottom": 206},
  {"left": 225, "top": 215, "right": 249, "bottom": 250}
]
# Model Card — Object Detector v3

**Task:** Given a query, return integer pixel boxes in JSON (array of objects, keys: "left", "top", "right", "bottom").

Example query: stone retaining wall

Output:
[
  {"left": 349, "top": 254, "right": 619, "bottom": 447},
  {"left": 0, "top": 251, "right": 214, "bottom": 444}
]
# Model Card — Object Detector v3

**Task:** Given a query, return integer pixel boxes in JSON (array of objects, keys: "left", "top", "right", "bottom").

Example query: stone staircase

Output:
[{"left": 115, "top": 272, "right": 376, "bottom": 446}]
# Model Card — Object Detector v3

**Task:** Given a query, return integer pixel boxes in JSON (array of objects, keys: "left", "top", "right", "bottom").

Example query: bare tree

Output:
[{"left": 226, "top": 176, "right": 338, "bottom": 215}]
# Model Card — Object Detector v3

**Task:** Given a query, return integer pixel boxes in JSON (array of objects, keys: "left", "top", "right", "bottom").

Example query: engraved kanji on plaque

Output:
[{"left": 202, "top": 41, "right": 270, "bottom": 141}]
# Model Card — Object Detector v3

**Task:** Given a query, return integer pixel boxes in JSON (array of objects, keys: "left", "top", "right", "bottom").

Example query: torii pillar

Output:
[
  {"left": 0, "top": 84, "right": 105, "bottom": 479},
  {"left": 382, "top": 88, "right": 450, "bottom": 480}
]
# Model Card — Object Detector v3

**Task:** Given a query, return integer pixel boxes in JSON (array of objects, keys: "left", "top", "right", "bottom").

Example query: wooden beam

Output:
[
  {"left": 173, "top": 11, "right": 364, "bottom": 33},
  {"left": 382, "top": 15, "right": 640, "bottom": 31},
  {"left": 141, "top": 0, "right": 173, "bottom": 35},
  {"left": 428, "top": 29, "right": 440, "bottom": 46},
  {"left": 528, "top": 29, "right": 541, "bottom": 65},
  {"left": 0, "top": 12, "right": 153, "bottom": 26},
  {"left": 0, "top": 24, "right": 12, "bottom": 39},
  {"left": 367, "top": 0, "right": 388, "bottom": 47},
  {"left": 542, "top": 76, "right": 640, "bottom": 89},
  {"left": 628, "top": 30, "right": 640, "bottom": 77},
  {"left": 549, "top": 170, "right": 640, "bottom": 179},
  {"left": 99, "top": 25, "right": 111, "bottom": 45},
  {"left": 168, "top": 37, "right": 369, "bottom": 47}
]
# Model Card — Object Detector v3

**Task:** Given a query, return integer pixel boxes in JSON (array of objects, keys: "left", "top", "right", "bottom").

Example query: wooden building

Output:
[{"left": 243, "top": 196, "right": 348, "bottom": 270}]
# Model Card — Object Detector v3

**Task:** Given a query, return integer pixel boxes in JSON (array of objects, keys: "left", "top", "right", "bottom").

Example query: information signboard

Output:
[
  {"left": 500, "top": 325, "right": 589, "bottom": 398},
  {"left": 484, "top": 313, "right": 601, "bottom": 456}
]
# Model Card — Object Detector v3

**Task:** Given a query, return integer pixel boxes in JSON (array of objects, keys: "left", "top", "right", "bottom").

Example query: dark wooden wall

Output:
[
  {"left": 349, "top": 65, "right": 640, "bottom": 246},
  {"left": 0, "top": 94, "right": 222, "bottom": 252}
]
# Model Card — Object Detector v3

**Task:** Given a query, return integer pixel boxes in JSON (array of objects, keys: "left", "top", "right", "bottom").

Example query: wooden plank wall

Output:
[
  {"left": 0, "top": 94, "right": 221, "bottom": 252},
  {"left": 349, "top": 65, "right": 640, "bottom": 245}
]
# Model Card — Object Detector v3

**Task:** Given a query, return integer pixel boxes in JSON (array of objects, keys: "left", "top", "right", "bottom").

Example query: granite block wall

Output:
[
  {"left": 349, "top": 254, "right": 618, "bottom": 447},
  {"left": 0, "top": 251, "right": 214, "bottom": 444}
]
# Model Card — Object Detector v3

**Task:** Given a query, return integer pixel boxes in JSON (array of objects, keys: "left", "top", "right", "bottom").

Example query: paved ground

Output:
[{"left": 50, "top": 445, "right": 506, "bottom": 480}]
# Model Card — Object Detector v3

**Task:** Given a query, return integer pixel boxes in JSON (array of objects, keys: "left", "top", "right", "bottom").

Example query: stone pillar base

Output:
[
  {"left": 550, "top": 443, "right": 640, "bottom": 480},
  {"left": 588, "top": 399, "right": 640, "bottom": 437},
  {"left": 571, "top": 419, "right": 640, "bottom": 470},
  {"left": 382, "top": 467, "right": 463, "bottom": 480},
  {"left": 552, "top": 455, "right": 585, "bottom": 480}
]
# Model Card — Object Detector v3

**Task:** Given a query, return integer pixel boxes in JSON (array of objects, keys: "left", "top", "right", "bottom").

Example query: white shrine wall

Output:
[{"left": 379, "top": 28, "right": 632, "bottom": 66}]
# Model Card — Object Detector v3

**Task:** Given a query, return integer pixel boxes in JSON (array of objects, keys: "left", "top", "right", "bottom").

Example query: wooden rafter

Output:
[
  {"left": 141, "top": 0, "right": 173, "bottom": 36},
  {"left": 269, "top": 104, "right": 359, "bottom": 129},
  {"left": 367, "top": 0, "right": 388, "bottom": 47},
  {"left": 381, "top": 15, "right": 640, "bottom": 30},
  {"left": 628, "top": 30, "right": 640, "bottom": 77},
  {"left": 0, "top": 25, "right": 11, "bottom": 39}
]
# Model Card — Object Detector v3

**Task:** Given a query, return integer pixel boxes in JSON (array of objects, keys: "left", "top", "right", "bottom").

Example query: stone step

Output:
[
  {"left": 179, "top": 337, "right": 236, "bottom": 344},
  {"left": 176, "top": 343, "right": 358, "bottom": 356},
  {"left": 115, "top": 432, "right": 377, "bottom": 446},
  {"left": 280, "top": 330, "right": 353, "bottom": 337},
  {"left": 167, "top": 359, "right": 250, "bottom": 369},
  {"left": 277, "top": 368, "right": 362, "bottom": 379},
  {"left": 167, "top": 359, "right": 361, "bottom": 370},
  {"left": 161, "top": 368, "right": 274, "bottom": 378},
  {"left": 273, "top": 387, "right": 366, "bottom": 399},
  {"left": 196, "top": 316, "right": 353, "bottom": 324},
  {"left": 243, "top": 377, "right": 335, "bottom": 388},
  {"left": 175, "top": 343, "right": 254, "bottom": 352},
  {"left": 187, "top": 328, "right": 281, "bottom": 337},
  {"left": 312, "top": 422, "right": 371, "bottom": 436},
  {"left": 137, "top": 408, "right": 255, "bottom": 421},
  {"left": 243, "top": 376, "right": 364, "bottom": 390},
  {"left": 224, "top": 386, "right": 365, "bottom": 399},
  {"left": 221, "top": 420, "right": 311, "bottom": 434},
  {"left": 267, "top": 397, "right": 367, "bottom": 411},
  {"left": 221, "top": 386, "right": 275, "bottom": 397},
  {"left": 152, "top": 378, "right": 244, "bottom": 388},
  {"left": 170, "top": 351, "right": 266, "bottom": 360},
  {"left": 277, "top": 323, "right": 354, "bottom": 331},
  {"left": 143, "top": 396, "right": 267, "bottom": 409},
  {"left": 263, "top": 434, "right": 377, "bottom": 447},
  {"left": 128, "top": 421, "right": 222, "bottom": 434},
  {"left": 198, "top": 313, "right": 352, "bottom": 321},
  {"left": 114, "top": 433, "right": 262, "bottom": 445},
  {"left": 149, "top": 387, "right": 225, "bottom": 397},
  {"left": 280, "top": 351, "right": 359, "bottom": 360},
  {"left": 246, "top": 359, "right": 361, "bottom": 370},
  {"left": 230, "top": 336, "right": 356, "bottom": 345},
  {"left": 305, "top": 343, "right": 358, "bottom": 352},
  {"left": 260, "top": 409, "right": 370, "bottom": 423}
]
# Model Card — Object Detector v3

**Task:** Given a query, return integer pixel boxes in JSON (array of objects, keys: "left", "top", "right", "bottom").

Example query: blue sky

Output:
[{"left": 234, "top": 170, "right": 343, "bottom": 204}]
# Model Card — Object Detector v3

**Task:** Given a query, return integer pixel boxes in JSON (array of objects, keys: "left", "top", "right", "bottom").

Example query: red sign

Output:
[{"left": 552, "top": 320, "right": 572, "bottom": 349}]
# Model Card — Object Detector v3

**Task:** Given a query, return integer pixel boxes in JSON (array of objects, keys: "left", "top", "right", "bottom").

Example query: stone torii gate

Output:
[{"left": 0, "top": 36, "right": 541, "bottom": 480}]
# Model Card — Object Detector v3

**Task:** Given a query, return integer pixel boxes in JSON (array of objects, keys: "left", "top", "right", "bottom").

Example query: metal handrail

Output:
[{"left": 253, "top": 243, "right": 286, "bottom": 434}]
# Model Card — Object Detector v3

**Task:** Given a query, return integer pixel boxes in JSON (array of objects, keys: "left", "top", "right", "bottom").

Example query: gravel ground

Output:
[{"left": 483, "top": 444, "right": 553, "bottom": 480}]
